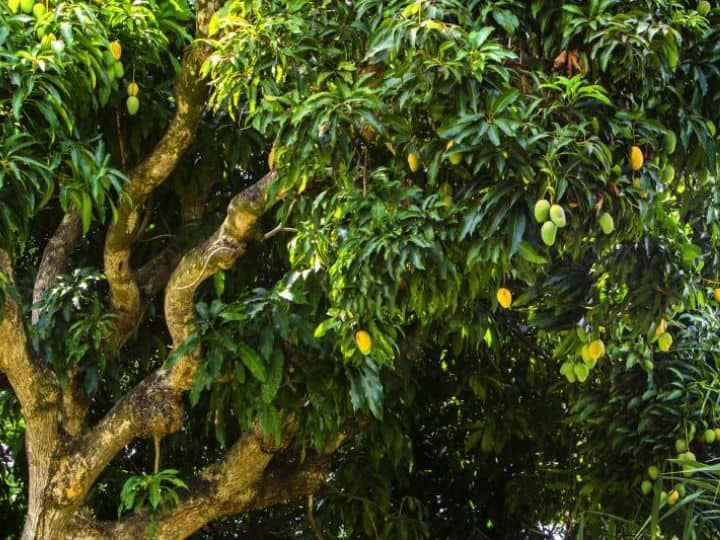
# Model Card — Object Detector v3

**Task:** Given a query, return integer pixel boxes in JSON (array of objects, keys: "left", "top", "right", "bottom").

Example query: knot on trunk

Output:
[{"left": 130, "top": 384, "right": 185, "bottom": 439}]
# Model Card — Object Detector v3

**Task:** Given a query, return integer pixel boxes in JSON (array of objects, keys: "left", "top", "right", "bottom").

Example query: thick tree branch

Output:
[
  {"left": 29, "top": 209, "right": 91, "bottom": 437},
  {"left": 49, "top": 172, "right": 277, "bottom": 515},
  {"left": 32, "top": 209, "right": 82, "bottom": 324},
  {"left": 104, "top": 4, "right": 217, "bottom": 339},
  {"left": 165, "top": 171, "right": 277, "bottom": 388},
  {"left": 0, "top": 250, "right": 59, "bottom": 425},
  {"left": 0, "top": 251, "right": 64, "bottom": 540},
  {"left": 70, "top": 431, "right": 335, "bottom": 539}
]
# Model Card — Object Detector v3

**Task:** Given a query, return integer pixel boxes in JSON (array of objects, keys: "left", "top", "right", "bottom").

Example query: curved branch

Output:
[
  {"left": 164, "top": 171, "right": 277, "bottom": 389},
  {"left": 70, "top": 434, "right": 332, "bottom": 539},
  {"left": 49, "top": 172, "right": 278, "bottom": 515},
  {"left": 104, "top": 15, "right": 216, "bottom": 340}
]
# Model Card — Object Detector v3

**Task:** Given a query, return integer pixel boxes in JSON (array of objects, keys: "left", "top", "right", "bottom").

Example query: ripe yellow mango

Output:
[
  {"left": 630, "top": 145, "right": 644, "bottom": 171},
  {"left": 355, "top": 330, "right": 372, "bottom": 354},
  {"left": 407, "top": 152, "right": 421, "bottom": 172},
  {"left": 658, "top": 332, "right": 673, "bottom": 352},
  {"left": 496, "top": 287, "right": 512, "bottom": 309},
  {"left": 588, "top": 339, "right": 605, "bottom": 360}
]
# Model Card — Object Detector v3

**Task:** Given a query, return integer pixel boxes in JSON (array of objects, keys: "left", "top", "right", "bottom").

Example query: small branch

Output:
[
  {"left": 307, "top": 494, "right": 325, "bottom": 540},
  {"left": 154, "top": 434, "right": 160, "bottom": 474},
  {"left": 263, "top": 226, "right": 297, "bottom": 240}
]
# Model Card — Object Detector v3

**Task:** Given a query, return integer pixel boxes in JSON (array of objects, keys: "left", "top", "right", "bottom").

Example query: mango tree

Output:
[{"left": 2, "top": 0, "right": 720, "bottom": 538}]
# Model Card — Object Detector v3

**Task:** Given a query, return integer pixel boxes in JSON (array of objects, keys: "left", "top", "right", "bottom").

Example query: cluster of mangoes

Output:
[
  {"left": 533, "top": 197, "right": 614, "bottom": 246},
  {"left": 641, "top": 466, "right": 685, "bottom": 506},
  {"left": 103, "top": 40, "right": 124, "bottom": 82},
  {"left": 126, "top": 81, "right": 139, "bottom": 116},
  {"left": 9, "top": 0, "right": 48, "bottom": 17},
  {"left": 559, "top": 337, "right": 605, "bottom": 383}
]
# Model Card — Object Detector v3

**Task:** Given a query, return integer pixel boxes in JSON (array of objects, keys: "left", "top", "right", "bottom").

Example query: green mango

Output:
[
  {"left": 573, "top": 363, "right": 589, "bottom": 383},
  {"left": 598, "top": 212, "right": 614, "bottom": 235},
  {"left": 704, "top": 429, "right": 716, "bottom": 444},
  {"left": 9, "top": 0, "right": 20, "bottom": 13},
  {"left": 21, "top": 0, "right": 34, "bottom": 14},
  {"left": 126, "top": 96, "right": 139, "bottom": 115},
  {"left": 662, "top": 164, "right": 675, "bottom": 183},
  {"left": 114, "top": 61, "right": 124, "bottom": 79},
  {"left": 641, "top": 480, "right": 652, "bottom": 495},
  {"left": 549, "top": 204, "right": 566, "bottom": 228},
  {"left": 533, "top": 199, "right": 550, "bottom": 222},
  {"left": 541, "top": 221, "right": 557, "bottom": 246},
  {"left": 675, "top": 439, "right": 687, "bottom": 453},
  {"left": 664, "top": 131, "right": 677, "bottom": 154},
  {"left": 32, "top": 2, "right": 45, "bottom": 17},
  {"left": 103, "top": 50, "right": 116, "bottom": 68}
]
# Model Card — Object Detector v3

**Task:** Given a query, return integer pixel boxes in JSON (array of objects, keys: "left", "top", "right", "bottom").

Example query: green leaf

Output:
[
  {"left": 518, "top": 241, "right": 548, "bottom": 264},
  {"left": 237, "top": 342, "right": 267, "bottom": 382}
]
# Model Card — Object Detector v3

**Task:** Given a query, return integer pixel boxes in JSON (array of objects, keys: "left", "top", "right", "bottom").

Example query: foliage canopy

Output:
[{"left": 2, "top": 0, "right": 720, "bottom": 538}]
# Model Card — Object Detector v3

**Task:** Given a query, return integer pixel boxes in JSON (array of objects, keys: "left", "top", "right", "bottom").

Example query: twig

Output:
[{"left": 306, "top": 494, "right": 325, "bottom": 540}]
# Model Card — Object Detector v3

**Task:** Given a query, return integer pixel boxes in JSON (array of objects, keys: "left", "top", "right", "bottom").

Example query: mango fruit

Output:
[
  {"left": 127, "top": 82, "right": 139, "bottom": 97},
  {"left": 655, "top": 318, "right": 667, "bottom": 337},
  {"left": 667, "top": 489, "right": 680, "bottom": 506},
  {"left": 630, "top": 145, "right": 644, "bottom": 171},
  {"left": 496, "top": 287, "right": 512, "bottom": 309},
  {"left": 714, "top": 288, "right": 720, "bottom": 302},
  {"left": 126, "top": 96, "right": 139, "bottom": 115},
  {"left": 446, "top": 140, "right": 462, "bottom": 165},
  {"left": 588, "top": 339, "right": 605, "bottom": 361},
  {"left": 21, "top": 0, "right": 33, "bottom": 13},
  {"left": 9, "top": 0, "right": 20, "bottom": 13},
  {"left": 573, "top": 363, "right": 589, "bottom": 383},
  {"left": 658, "top": 332, "right": 673, "bottom": 352},
  {"left": 534, "top": 199, "right": 550, "bottom": 223},
  {"left": 641, "top": 480, "right": 653, "bottom": 495},
  {"left": 109, "top": 40, "right": 122, "bottom": 60},
  {"left": 113, "top": 61, "right": 124, "bottom": 79},
  {"left": 675, "top": 438, "right": 687, "bottom": 453},
  {"left": 665, "top": 131, "right": 677, "bottom": 154},
  {"left": 698, "top": 0, "right": 711, "bottom": 15},
  {"left": 407, "top": 152, "right": 420, "bottom": 172},
  {"left": 549, "top": 204, "right": 566, "bottom": 228},
  {"left": 32, "top": 2, "right": 44, "bottom": 17},
  {"left": 598, "top": 212, "right": 614, "bottom": 235},
  {"left": 705, "top": 429, "right": 716, "bottom": 444},
  {"left": 355, "top": 330, "right": 372, "bottom": 355},
  {"left": 648, "top": 465, "right": 660, "bottom": 480},
  {"left": 541, "top": 221, "right": 557, "bottom": 246},
  {"left": 662, "top": 164, "right": 675, "bottom": 183},
  {"left": 103, "top": 50, "right": 116, "bottom": 68}
]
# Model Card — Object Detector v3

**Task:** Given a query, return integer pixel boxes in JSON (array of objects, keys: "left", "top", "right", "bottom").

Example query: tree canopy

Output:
[{"left": 2, "top": 0, "right": 720, "bottom": 538}]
